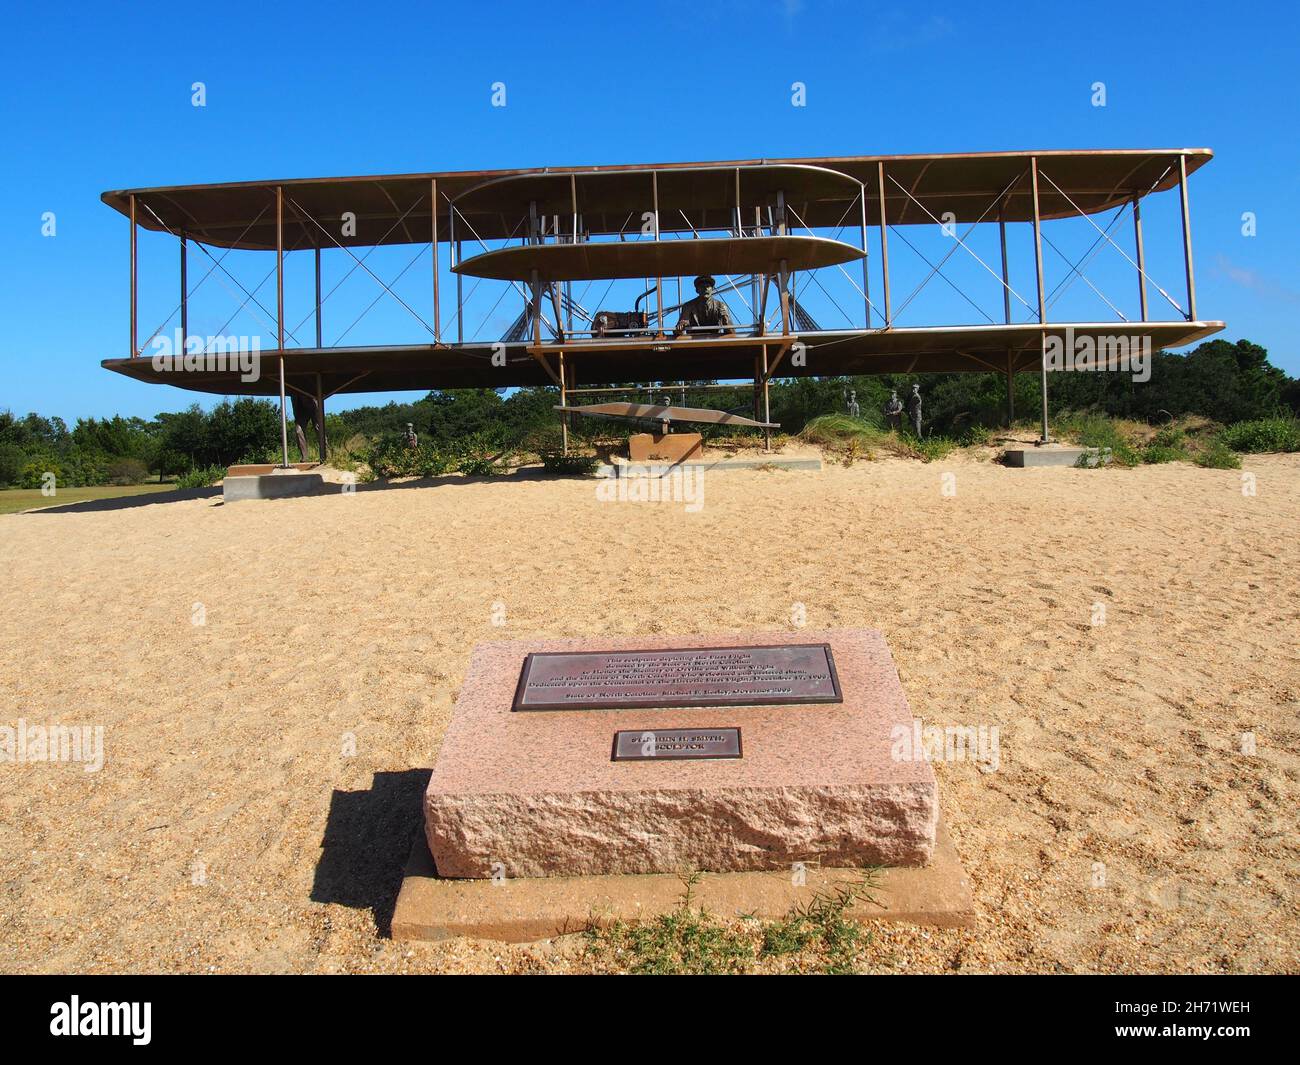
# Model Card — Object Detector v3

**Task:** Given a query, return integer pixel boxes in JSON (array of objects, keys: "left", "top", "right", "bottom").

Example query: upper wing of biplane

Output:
[{"left": 100, "top": 149, "right": 1214, "bottom": 251}]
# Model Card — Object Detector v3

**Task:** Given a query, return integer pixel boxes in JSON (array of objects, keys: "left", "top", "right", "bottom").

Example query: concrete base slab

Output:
[
  {"left": 222, "top": 472, "right": 326, "bottom": 502},
  {"left": 392, "top": 818, "right": 973, "bottom": 943},
  {"left": 1003, "top": 447, "right": 1093, "bottom": 468}
]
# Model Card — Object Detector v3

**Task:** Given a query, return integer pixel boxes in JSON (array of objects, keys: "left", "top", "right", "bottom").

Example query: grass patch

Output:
[
  {"left": 582, "top": 869, "right": 881, "bottom": 975},
  {"left": 707, "top": 431, "right": 792, "bottom": 452},
  {"left": 799, "top": 413, "right": 882, "bottom": 446},
  {"left": 0, "top": 483, "right": 178, "bottom": 515},
  {"left": 759, "top": 873, "right": 881, "bottom": 974},
  {"left": 800, "top": 414, "right": 960, "bottom": 465},
  {"left": 582, "top": 873, "right": 753, "bottom": 975},
  {"left": 800, "top": 414, "right": 884, "bottom": 466}
]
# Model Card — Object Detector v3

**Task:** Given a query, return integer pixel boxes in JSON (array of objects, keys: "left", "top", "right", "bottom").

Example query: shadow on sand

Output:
[
  {"left": 23, "top": 486, "right": 223, "bottom": 515},
  {"left": 21, "top": 468, "right": 585, "bottom": 516},
  {"left": 311, "top": 769, "right": 431, "bottom": 937},
  {"left": 350, "top": 467, "right": 573, "bottom": 491}
]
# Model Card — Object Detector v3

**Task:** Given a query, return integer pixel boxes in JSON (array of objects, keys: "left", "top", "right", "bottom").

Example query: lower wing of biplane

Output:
[{"left": 554, "top": 401, "right": 779, "bottom": 431}]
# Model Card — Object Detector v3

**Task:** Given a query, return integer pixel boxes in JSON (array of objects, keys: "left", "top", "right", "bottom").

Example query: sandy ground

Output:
[{"left": 1, "top": 453, "right": 1297, "bottom": 974}]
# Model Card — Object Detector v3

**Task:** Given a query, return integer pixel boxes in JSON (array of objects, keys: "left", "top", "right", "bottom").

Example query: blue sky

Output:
[{"left": 3, "top": 0, "right": 1297, "bottom": 422}]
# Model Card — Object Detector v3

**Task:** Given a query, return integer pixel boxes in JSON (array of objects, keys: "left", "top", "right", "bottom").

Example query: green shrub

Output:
[
  {"left": 16, "top": 450, "right": 110, "bottom": 488},
  {"left": 448, "top": 431, "right": 510, "bottom": 476},
  {"left": 521, "top": 422, "right": 566, "bottom": 456},
  {"left": 957, "top": 424, "right": 997, "bottom": 448},
  {"left": 365, "top": 430, "right": 514, "bottom": 478},
  {"left": 0, "top": 443, "right": 25, "bottom": 487},
  {"left": 176, "top": 464, "right": 225, "bottom": 488},
  {"left": 19, "top": 461, "right": 60, "bottom": 489},
  {"left": 106, "top": 457, "right": 150, "bottom": 485},
  {"left": 67, "top": 451, "right": 110, "bottom": 486},
  {"left": 233, "top": 447, "right": 278, "bottom": 466},
  {"left": 455, "top": 453, "right": 508, "bottom": 476},
  {"left": 1195, "top": 440, "right": 1241, "bottom": 469},
  {"left": 1150, "top": 425, "right": 1188, "bottom": 449},
  {"left": 362, "top": 439, "right": 405, "bottom": 478},
  {"left": 365, "top": 438, "right": 455, "bottom": 478},
  {"left": 540, "top": 451, "right": 599, "bottom": 475},
  {"left": 413, "top": 447, "right": 457, "bottom": 478},
  {"left": 1086, "top": 439, "right": 1138, "bottom": 468},
  {"left": 1070, "top": 447, "right": 1131, "bottom": 469},
  {"left": 1141, "top": 444, "right": 1187, "bottom": 464},
  {"left": 913, "top": 437, "right": 959, "bottom": 463},
  {"left": 1056, "top": 413, "right": 1140, "bottom": 464},
  {"left": 1216, "top": 417, "right": 1300, "bottom": 453}
]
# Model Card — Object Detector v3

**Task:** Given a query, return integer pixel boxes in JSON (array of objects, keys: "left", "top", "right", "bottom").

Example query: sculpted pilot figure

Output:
[
  {"left": 674, "top": 275, "right": 735, "bottom": 336},
  {"left": 907, "top": 384, "right": 923, "bottom": 436},
  {"left": 884, "top": 389, "right": 904, "bottom": 431}
]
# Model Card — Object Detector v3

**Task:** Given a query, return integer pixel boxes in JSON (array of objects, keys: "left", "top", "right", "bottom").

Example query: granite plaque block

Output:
[{"left": 424, "top": 629, "right": 939, "bottom": 877}]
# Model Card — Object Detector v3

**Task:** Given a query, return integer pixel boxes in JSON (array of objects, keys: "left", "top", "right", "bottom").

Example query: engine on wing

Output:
[{"left": 592, "top": 310, "right": 649, "bottom": 337}]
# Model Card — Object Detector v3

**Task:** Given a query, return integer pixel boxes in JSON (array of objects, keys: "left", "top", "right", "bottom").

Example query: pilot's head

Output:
[{"left": 694, "top": 275, "right": 716, "bottom": 298}]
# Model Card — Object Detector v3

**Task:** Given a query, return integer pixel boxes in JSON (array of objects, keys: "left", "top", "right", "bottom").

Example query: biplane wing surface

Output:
[{"left": 554, "top": 401, "right": 779, "bottom": 429}]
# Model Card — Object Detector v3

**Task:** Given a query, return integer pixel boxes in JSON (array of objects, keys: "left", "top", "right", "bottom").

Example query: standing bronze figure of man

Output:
[{"left": 884, "top": 389, "right": 904, "bottom": 431}]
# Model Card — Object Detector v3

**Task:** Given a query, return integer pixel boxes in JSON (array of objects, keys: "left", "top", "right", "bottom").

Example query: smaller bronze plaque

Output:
[{"left": 612, "top": 727, "right": 742, "bottom": 761}]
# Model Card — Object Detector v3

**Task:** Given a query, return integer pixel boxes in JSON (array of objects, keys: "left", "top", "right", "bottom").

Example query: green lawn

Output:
[{"left": 0, "top": 483, "right": 179, "bottom": 515}]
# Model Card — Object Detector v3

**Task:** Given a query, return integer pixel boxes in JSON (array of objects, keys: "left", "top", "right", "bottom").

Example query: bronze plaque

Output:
[
  {"left": 612, "top": 727, "right": 742, "bottom": 761},
  {"left": 512, "top": 643, "right": 842, "bottom": 712}
]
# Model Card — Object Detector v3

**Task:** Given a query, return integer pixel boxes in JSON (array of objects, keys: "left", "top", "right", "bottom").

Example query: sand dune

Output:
[{"left": 1, "top": 453, "right": 1296, "bottom": 973}]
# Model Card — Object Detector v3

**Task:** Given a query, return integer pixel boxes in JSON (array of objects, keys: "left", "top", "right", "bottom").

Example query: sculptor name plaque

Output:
[
  {"left": 512, "top": 643, "right": 842, "bottom": 712},
  {"left": 612, "top": 728, "right": 742, "bottom": 761}
]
